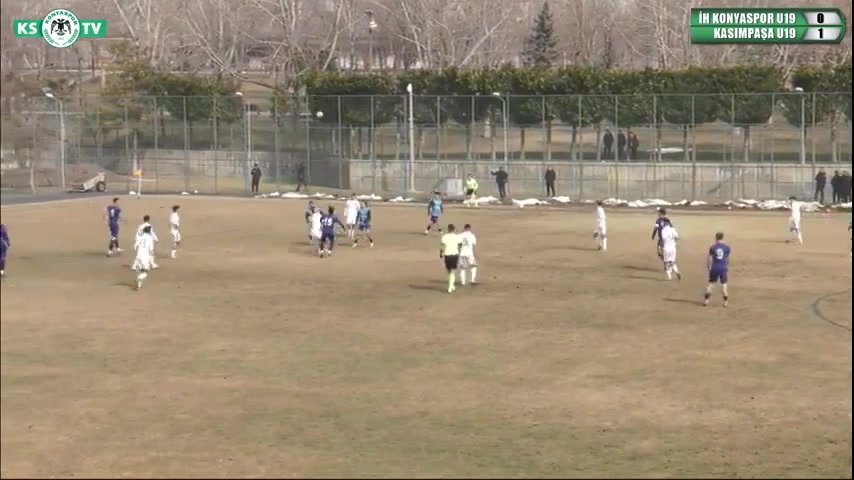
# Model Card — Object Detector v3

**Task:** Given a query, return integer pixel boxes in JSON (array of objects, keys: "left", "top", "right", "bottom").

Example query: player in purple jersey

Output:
[
  {"left": 318, "top": 206, "right": 345, "bottom": 258},
  {"left": 704, "top": 232, "right": 731, "bottom": 307},
  {"left": 104, "top": 197, "right": 123, "bottom": 256},
  {"left": 0, "top": 223, "right": 9, "bottom": 279},
  {"left": 651, "top": 208, "right": 668, "bottom": 259}
]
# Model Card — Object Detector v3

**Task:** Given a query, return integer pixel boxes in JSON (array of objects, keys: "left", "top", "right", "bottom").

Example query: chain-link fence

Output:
[{"left": 1, "top": 93, "right": 851, "bottom": 199}]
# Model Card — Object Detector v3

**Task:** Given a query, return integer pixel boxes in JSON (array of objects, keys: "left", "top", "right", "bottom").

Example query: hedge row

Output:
[{"left": 302, "top": 65, "right": 852, "bottom": 128}]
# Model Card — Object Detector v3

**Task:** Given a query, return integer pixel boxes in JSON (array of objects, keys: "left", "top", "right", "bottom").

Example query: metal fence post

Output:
[
  {"left": 212, "top": 96, "right": 219, "bottom": 194},
  {"left": 183, "top": 96, "right": 190, "bottom": 192}
]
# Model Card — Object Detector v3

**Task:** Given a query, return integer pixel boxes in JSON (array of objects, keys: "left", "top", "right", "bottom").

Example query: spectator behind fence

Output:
[
  {"left": 617, "top": 130, "right": 627, "bottom": 160},
  {"left": 841, "top": 171, "right": 852, "bottom": 204},
  {"left": 628, "top": 130, "right": 640, "bottom": 161},
  {"left": 814, "top": 168, "right": 827, "bottom": 204},
  {"left": 544, "top": 166, "right": 556, "bottom": 197},
  {"left": 250, "top": 163, "right": 262, "bottom": 194},
  {"left": 295, "top": 163, "right": 306, "bottom": 192},
  {"left": 602, "top": 128, "right": 614, "bottom": 159},
  {"left": 831, "top": 170, "right": 841, "bottom": 204},
  {"left": 491, "top": 168, "right": 509, "bottom": 200}
]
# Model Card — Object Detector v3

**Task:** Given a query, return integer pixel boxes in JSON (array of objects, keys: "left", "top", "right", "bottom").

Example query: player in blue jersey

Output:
[
  {"left": 0, "top": 223, "right": 9, "bottom": 279},
  {"left": 651, "top": 208, "right": 668, "bottom": 262},
  {"left": 704, "top": 232, "right": 731, "bottom": 307},
  {"left": 319, "top": 206, "right": 345, "bottom": 258},
  {"left": 352, "top": 201, "right": 374, "bottom": 248},
  {"left": 104, "top": 197, "right": 123, "bottom": 256},
  {"left": 425, "top": 192, "right": 444, "bottom": 235}
]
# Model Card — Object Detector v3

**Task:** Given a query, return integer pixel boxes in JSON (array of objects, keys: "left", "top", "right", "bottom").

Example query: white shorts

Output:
[
  {"left": 133, "top": 254, "right": 153, "bottom": 271},
  {"left": 789, "top": 217, "right": 801, "bottom": 232},
  {"left": 311, "top": 228, "right": 322, "bottom": 240},
  {"left": 595, "top": 222, "right": 607, "bottom": 236},
  {"left": 171, "top": 229, "right": 181, "bottom": 242},
  {"left": 460, "top": 254, "right": 477, "bottom": 269},
  {"left": 345, "top": 214, "right": 357, "bottom": 225},
  {"left": 662, "top": 246, "right": 677, "bottom": 263}
]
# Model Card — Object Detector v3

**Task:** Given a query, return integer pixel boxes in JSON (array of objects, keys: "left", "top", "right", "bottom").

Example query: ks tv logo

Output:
[{"left": 13, "top": 9, "right": 107, "bottom": 48}]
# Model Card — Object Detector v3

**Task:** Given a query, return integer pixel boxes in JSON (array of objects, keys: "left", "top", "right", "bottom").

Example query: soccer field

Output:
[{"left": 0, "top": 198, "right": 851, "bottom": 478}]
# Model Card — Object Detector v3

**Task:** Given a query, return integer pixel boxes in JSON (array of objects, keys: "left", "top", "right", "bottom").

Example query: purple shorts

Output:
[
  {"left": 429, "top": 215, "right": 439, "bottom": 224},
  {"left": 708, "top": 269, "right": 728, "bottom": 284},
  {"left": 109, "top": 224, "right": 119, "bottom": 238}
]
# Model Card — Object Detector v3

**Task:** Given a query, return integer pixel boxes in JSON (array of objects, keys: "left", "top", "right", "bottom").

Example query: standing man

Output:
[
  {"left": 464, "top": 174, "right": 479, "bottom": 208},
  {"left": 814, "top": 168, "right": 827, "bottom": 204},
  {"left": 617, "top": 129, "right": 627, "bottom": 161},
  {"left": 628, "top": 130, "right": 640, "bottom": 161},
  {"left": 439, "top": 224, "right": 462, "bottom": 293},
  {"left": 831, "top": 170, "right": 841, "bottom": 204},
  {"left": 842, "top": 170, "right": 852, "bottom": 203},
  {"left": 544, "top": 166, "right": 556, "bottom": 197},
  {"left": 295, "top": 163, "right": 307, "bottom": 192},
  {"left": 602, "top": 128, "right": 614, "bottom": 159},
  {"left": 250, "top": 163, "right": 262, "bottom": 194},
  {"left": 491, "top": 168, "right": 509, "bottom": 201}
]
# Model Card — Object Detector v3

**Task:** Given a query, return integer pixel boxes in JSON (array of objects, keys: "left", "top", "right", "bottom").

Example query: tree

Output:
[
  {"left": 715, "top": 66, "right": 783, "bottom": 162},
  {"left": 659, "top": 69, "right": 722, "bottom": 162},
  {"left": 521, "top": 1, "right": 558, "bottom": 68}
]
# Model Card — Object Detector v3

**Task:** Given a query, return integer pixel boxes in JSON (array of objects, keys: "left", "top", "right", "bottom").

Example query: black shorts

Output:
[
  {"left": 444, "top": 255, "right": 460, "bottom": 271},
  {"left": 465, "top": 189, "right": 476, "bottom": 196}
]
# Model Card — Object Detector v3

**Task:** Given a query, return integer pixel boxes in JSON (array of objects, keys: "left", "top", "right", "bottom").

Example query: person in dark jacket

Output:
[
  {"left": 491, "top": 168, "right": 509, "bottom": 200},
  {"left": 628, "top": 131, "right": 640, "bottom": 161},
  {"left": 602, "top": 129, "right": 614, "bottom": 159},
  {"left": 544, "top": 167, "right": 556, "bottom": 197},
  {"left": 841, "top": 171, "right": 852, "bottom": 203},
  {"left": 814, "top": 169, "right": 827, "bottom": 204},
  {"left": 250, "top": 163, "right": 262, "bottom": 193},
  {"left": 295, "top": 163, "right": 306, "bottom": 192},
  {"left": 831, "top": 170, "right": 841, "bottom": 204}
]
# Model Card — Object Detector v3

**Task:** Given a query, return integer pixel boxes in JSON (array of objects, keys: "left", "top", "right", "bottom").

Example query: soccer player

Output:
[
  {"left": 309, "top": 206, "right": 323, "bottom": 250},
  {"left": 651, "top": 208, "right": 668, "bottom": 261},
  {"left": 304, "top": 201, "right": 317, "bottom": 242},
  {"left": 0, "top": 223, "right": 9, "bottom": 279},
  {"left": 133, "top": 225, "right": 156, "bottom": 289},
  {"left": 425, "top": 192, "right": 444, "bottom": 235},
  {"left": 463, "top": 174, "right": 479, "bottom": 208},
  {"left": 353, "top": 201, "right": 374, "bottom": 248},
  {"left": 458, "top": 223, "right": 478, "bottom": 285},
  {"left": 319, "top": 206, "right": 345, "bottom": 258},
  {"left": 344, "top": 193, "right": 361, "bottom": 241},
  {"left": 105, "top": 197, "right": 122, "bottom": 256},
  {"left": 660, "top": 219, "right": 681, "bottom": 281},
  {"left": 439, "top": 224, "right": 462, "bottom": 293},
  {"left": 135, "top": 215, "right": 159, "bottom": 269},
  {"left": 788, "top": 196, "right": 803, "bottom": 244},
  {"left": 704, "top": 232, "right": 731, "bottom": 307},
  {"left": 593, "top": 200, "right": 607, "bottom": 251},
  {"left": 169, "top": 205, "right": 181, "bottom": 259}
]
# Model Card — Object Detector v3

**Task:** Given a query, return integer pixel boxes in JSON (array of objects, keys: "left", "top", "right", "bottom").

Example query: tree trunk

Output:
[
  {"left": 742, "top": 126, "right": 751, "bottom": 162},
  {"left": 519, "top": 128, "right": 526, "bottom": 160},
  {"left": 682, "top": 126, "right": 690, "bottom": 163},
  {"left": 465, "top": 122, "right": 473, "bottom": 160},
  {"left": 545, "top": 119, "right": 552, "bottom": 162},
  {"left": 570, "top": 126, "right": 578, "bottom": 161}
]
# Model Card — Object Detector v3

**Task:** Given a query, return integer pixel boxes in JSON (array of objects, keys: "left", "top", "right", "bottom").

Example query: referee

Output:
[{"left": 439, "top": 224, "right": 462, "bottom": 293}]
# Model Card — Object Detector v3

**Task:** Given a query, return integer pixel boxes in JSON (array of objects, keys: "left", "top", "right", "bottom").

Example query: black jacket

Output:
[{"left": 544, "top": 169, "right": 556, "bottom": 183}]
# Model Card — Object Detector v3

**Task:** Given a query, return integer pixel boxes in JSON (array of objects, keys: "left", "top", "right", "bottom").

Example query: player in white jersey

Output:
[
  {"left": 169, "top": 205, "right": 181, "bottom": 258},
  {"left": 659, "top": 219, "right": 681, "bottom": 281},
  {"left": 458, "top": 224, "right": 478, "bottom": 285},
  {"left": 309, "top": 207, "right": 323, "bottom": 249},
  {"left": 344, "top": 194, "right": 361, "bottom": 241},
  {"left": 135, "top": 215, "right": 159, "bottom": 269},
  {"left": 788, "top": 196, "right": 803, "bottom": 244},
  {"left": 133, "top": 226, "right": 156, "bottom": 289},
  {"left": 593, "top": 200, "right": 607, "bottom": 251}
]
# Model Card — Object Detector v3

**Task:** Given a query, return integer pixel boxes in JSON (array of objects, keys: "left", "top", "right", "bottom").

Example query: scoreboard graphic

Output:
[{"left": 691, "top": 8, "right": 847, "bottom": 44}]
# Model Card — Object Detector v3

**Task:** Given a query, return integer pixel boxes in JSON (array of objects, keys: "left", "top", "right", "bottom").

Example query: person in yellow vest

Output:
[{"left": 464, "top": 174, "right": 479, "bottom": 208}]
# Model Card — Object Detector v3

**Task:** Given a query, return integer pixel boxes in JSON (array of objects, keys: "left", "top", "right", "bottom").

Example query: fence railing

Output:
[{"left": 1, "top": 93, "right": 851, "bottom": 198}]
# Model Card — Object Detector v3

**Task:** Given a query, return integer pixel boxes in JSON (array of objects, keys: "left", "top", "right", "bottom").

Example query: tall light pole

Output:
[
  {"left": 365, "top": 10, "right": 377, "bottom": 70},
  {"left": 492, "top": 92, "right": 509, "bottom": 170},
  {"left": 235, "top": 91, "right": 252, "bottom": 191},
  {"left": 407, "top": 83, "right": 416, "bottom": 192},
  {"left": 45, "top": 92, "right": 66, "bottom": 189},
  {"left": 795, "top": 87, "right": 806, "bottom": 165}
]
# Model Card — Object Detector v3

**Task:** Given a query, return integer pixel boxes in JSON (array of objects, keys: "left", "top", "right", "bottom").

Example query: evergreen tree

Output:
[{"left": 522, "top": 1, "right": 559, "bottom": 68}]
